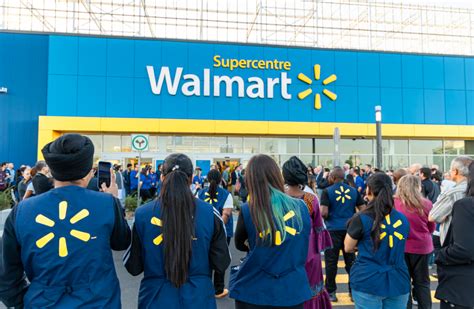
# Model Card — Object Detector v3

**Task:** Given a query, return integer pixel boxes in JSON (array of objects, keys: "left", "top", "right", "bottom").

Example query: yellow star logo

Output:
[
  {"left": 259, "top": 210, "right": 297, "bottom": 246},
  {"left": 297, "top": 64, "right": 337, "bottom": 110},
  {"left": 380, "top": 215, "right": 404, "bottom": 248},
  {"left": 35, "top": 201, "right": 91, "bottom": 258},
  {"left": 335, "top": 186, "right": 351, "bottom": 204}
]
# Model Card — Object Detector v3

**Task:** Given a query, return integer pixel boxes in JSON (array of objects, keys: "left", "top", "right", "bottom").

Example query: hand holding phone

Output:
[{"left": 98, "top": 161, "right": 118, "bottom": 198}]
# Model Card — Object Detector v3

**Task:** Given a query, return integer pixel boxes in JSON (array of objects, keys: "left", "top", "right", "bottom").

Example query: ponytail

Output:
[
  {"left": 364, "top": 173, "right": 394, "bottom": 250},
  {"left": 206, "top": 169, "right": 221, "bottom": 203},
  {"left": 159, "top": 154, "right": 195, "bottom": 288}
]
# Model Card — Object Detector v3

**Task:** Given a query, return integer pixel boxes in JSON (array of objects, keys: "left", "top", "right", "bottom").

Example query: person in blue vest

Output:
[
  {"left": 198, "top": 169, "right": 234, "bottom": 298},
  {"left": 124, "top": 153, "right": 231, "bottom": 309},
  {"left": 0, "top": 133, "right": 131, "bottom": 308},
  {"left": 345, "top": 172, "right": 410, "bottom": 308},
  {"left": 320, "top": 167, "right": 365, "bottom": 302},
  {"left": 139, "top": 166, "right": 152, "bottom": 201},
  {"left": 149, "top": 168, "right": 158, "bottom": 197},
  {"left": 230, "top": 154, "right": 313, "bottom": 309},
  {"left": 130, "top": 163, "right": 139, "bottom": 194}
]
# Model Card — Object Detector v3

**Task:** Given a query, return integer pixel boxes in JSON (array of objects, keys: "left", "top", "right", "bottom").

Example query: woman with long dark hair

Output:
[
  {"left": 345, "top": 173, "right": 410, "bottom": 308},
  {"left": 230, "top": 154, "right": 313, "bottom": 309},
  {"left": 394, "top": 175, "right": 435, "bottom": 309},
  {"left": 124, "top": 153, "right": 231, "bottom": 308},
  {"left": 282, "top": 156, "right": 332, "bottom": 309},
  {"left": 198, "top": 169, "right": 234, "bottom": 298},
  {"left": 435, "top": 161, "right": 474, "bottom": 308}
]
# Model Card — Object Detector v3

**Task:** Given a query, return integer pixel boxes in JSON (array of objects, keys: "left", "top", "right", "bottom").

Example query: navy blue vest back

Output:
[
  {"left": 326, "top": 182, "right": 359, "bottom": 230},
  {"left": 134, "top": 198, "right": 216, "bottom": 308},
  {"left": 229, "top": 201, "right": 312, "bottom": 306},
  {"left": 15, "top": 186, "right": 120, "bottom": 308},
  {"left": 198, "top": 187, "right": 233, "bottom": 237},
  {"left": 350, "top": 209, "right": 410, "bottom": 297}
]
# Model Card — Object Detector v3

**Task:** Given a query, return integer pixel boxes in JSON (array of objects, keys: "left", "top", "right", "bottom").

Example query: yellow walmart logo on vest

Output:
[
  {"left": 35, "top": 201, "right": 92, "bottom": 258},
  {"left": 146, "top": 55, "right": 337, "bottom": 110}
]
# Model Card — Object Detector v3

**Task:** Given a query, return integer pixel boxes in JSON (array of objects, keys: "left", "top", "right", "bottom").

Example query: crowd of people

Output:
[{"left": 1, "top": 133, "right": 474, "bottom": 309}]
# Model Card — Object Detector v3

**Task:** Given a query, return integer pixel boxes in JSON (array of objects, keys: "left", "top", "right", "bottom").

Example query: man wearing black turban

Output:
[{"left": 0, "top": 134, "right": 131, "bottom": 308}]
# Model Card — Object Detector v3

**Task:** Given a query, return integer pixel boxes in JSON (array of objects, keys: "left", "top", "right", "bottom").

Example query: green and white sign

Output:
[{"left": 131, "top": 134, "right": 149, "bottom": 152}]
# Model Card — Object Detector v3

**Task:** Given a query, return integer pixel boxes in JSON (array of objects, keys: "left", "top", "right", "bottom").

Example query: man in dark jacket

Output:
[
  {"left": 420, "top": 167, "right": 440, "bottom": 204},
  {"left": 32, "top": 161, "right": 54, "bottom": 195}
]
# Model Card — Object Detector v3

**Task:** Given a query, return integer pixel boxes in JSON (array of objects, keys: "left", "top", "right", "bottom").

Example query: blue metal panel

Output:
[
  {"left": 402, "top": 55, "right": 423, "bottom": 88},
  {"left": 78, "top": 37, "right": 107, "bottom": 76},
  {"left": 334, "top": 51, "right": 357, "bottom": 87},
  {"left": 335, "top": 86, "right": 358, "bottom": 123},
  {"left": 424, "top": 89, "right": 445, "bottom": 124},
  {"left": 444, "top": 57, "right": 465, "bottom": 90},
  {"left": 107, "top": 39, "right": 134, "bottom": 77},
  {"left": 106, "top": 77, "right": 134, "bottom": 117},
  {"left": 423, "top": 56, "right": 444, "bottom": 89},
  {"left": 445, "top": 90, "right": 466, "bottom": 125},
  {"left": 380, "top": 88, "right": 403, "bottom": 124},
  {"left": 466, "top": 58, "right": 474, "bottom": 90},
  {"left": 380, "top": 54, "right": 401, "bottom": 88},
  {"left": 357, "top": 52, "right": 380, "bottom": 87},
  {"left": 0, "top": 33, "right": 48, "bottom": 166},
  {"left": 358, "top": 87, "right": 380, "bottom": 123},
  {"left": 402, "top": 89, "right": 424, "bottom": 124},
  {"left": 47, "top": 75, "right": 77, "bottom": 115},
  {"left": 77, "top": 76, "right": 106, "bottom": 116},
  {"left": 48, "top": 36, "right": 78, "bottom": 75},
  {"left": 466, "top": 91, "right": 474, "bottom": 125}
]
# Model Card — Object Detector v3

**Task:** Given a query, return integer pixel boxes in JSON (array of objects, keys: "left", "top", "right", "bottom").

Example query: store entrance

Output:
[{"left": 213, "top": 157, "right": 241, "bottom": 173}]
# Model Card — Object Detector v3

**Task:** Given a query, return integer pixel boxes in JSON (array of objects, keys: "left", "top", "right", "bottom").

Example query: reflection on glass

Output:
[
  {"left": 227, "top": 137, "right": 243, "bottom": 153},
  {"left": 193, "top": 136, "right": 211, "bottom": 153},
  {"left": 103, "top": 135, "right": 121, "bottom": 152},
  {"left": 210, "top": 137, "right": 227, "bottom": 153},
  {"left": 243, "top": 138, "right": 259, "bottom": 153},
  {"left": 409, "top": 140, "right": 443, "bottom": 155},
  {"left": 444, "top": 140, "right": 465, "bottom": 155},
  {"left": 260, "top": 138, "right": 279, "bottom": 154},
  {"left": 158, "top": 136, "right": 174, "bottom": 153},
  {"left": 300, "top": 138, "right": 313, "bottom": 154},
  {"left": 174, "top": 136, "right": 193, "bottom": 153},
  {"left": 315, "top": 139, "right": 334, "bottom": 154},
  {"left": 83, "top": 134, "right": 103, "bottom": 153},
  {"left": 121, "top": 135, "right": 131, "bottom": 152},
  {"left": 340, "top": 139, "right": 373, "bottom": 154}
]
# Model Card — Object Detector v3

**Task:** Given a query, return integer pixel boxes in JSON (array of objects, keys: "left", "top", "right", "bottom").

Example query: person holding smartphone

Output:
[{"left": 0, "top": 134, "right": 131, "bottom": 308}]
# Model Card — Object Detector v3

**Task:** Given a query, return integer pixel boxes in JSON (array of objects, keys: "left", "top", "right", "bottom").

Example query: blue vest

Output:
[
  {"left": 198, "top": 187, "right": 233, "bottom": 237},
  {"left": 134, "top": 199, "right": 216, "bottom": 309},
  {"left": 15, "top": 186, "right": 121, "bottom": 308},
  {"left": 130, "top": 170, "right": 138, "bottom": 190},
  {"left": 350, "top": 209, "right": 410, "bottom": 297},
  {"left": 325, "top": 182, "right": 359, "bottom": 230},
  {"left": 229, "top": 201, "right": 312, "bottom": 306},
  {"left": 140, "top": 174, "right": 151, "bottom": 190}
]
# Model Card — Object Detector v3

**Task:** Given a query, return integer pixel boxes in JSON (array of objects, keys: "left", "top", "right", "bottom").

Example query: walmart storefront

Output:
[{"left": 1, "top": 31, "right": 474, "bottom": 171}]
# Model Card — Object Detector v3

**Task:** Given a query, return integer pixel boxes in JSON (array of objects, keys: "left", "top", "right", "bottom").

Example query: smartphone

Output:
[{"left": 97, "top": 161, "right": 112, "bottom": 189}]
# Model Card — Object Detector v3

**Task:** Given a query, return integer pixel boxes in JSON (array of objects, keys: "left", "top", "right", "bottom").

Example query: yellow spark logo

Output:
[
  {"left": 150, "top": 216, "right": 196, "bottom": 245},
  {"left": 335, "top": 185, "right": 352, "bottom": 204},
  {"left": 35, "top": 201, "right": 91, "bottom": 258},
  {"left": 380, "top": 215, "right": 404, "bottom": 248},
  {"left": 204, "top": 192, "right": 218, "bottom": 204},
  {"left": 259, "top": 210, "right": 297, "bottom": 246},
  {"left": 297, "top": 64, "right": 337, "bottom": 110}
]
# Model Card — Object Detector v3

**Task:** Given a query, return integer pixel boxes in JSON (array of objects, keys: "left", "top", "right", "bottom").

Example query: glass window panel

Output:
[
  {"left": 341, "top": 154, "right": 374, "bottom": 168},
  {"left": 243, "top": 138, "right": 259, "bottom": 153},
  {"left": 315, "top": 139, "right": 334, "bottom": 154},
  {"left": 103, "top": 135, "right": 121, "bottom": 152},
  {"left": 384, "top": 155, "right": 409, "bottom": 170},
  {"left": 299, "top": 155, "right": 316, "bottom": 167},
  {"left": 227, "top": 137, "right": 243, "bottom": 153},
  {"left": 316, "top": 155, "right": 334, "bottom": 169},
  {"left": 410, "top": 154, "right": 444, "bottom": 168},
  {"left": 121, "top": 135, "right": 131, "bottom": 152},
  {"left": 340, "top": 138, "right": 373, "bottom": 154},
  {"left": 174, "top": 136, "right": 193, "bottom": 153},
  {"left": 210, "top": 137, "right": 227, "bottom": 153},
  {"left": 260, "top": 138, "right": 279, "bottom": 154},
  {"left": 300, "top": 138, "right": 313, "bottom": 154},
  {"left": 148, "top": 136, "right": 158, "bottom": 152},
  {"left": 285, "top": 138, "right": 299, "bottom": 154},
  {"left": 193, "top": 136, "right": 211, "bottom": 153},
  {"left": 444, "top": 140, "right": 465, "bottom": 155},
  {"left": 159, "top": 136, "right": 174, "bottom": 153},
  {"left": 409, "top": 140, "right": 443, "bottom": 155},
  {"left": 392, "top": 140, "right": 409, "bottom": 154},
  {"left": 83, "top": 134, "right": 102, "bottom": 153}
]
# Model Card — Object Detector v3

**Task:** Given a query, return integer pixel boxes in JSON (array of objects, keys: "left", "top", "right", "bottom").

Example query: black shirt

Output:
[{"left": 32, "top": 173, "right": 53, "bottom": 195}]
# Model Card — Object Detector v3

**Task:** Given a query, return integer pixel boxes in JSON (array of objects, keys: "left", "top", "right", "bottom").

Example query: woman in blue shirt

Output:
[
  {"left": 124, "top": 153, "right": 231, "bottom": 308},
  {"left": 345, "top": 173, "right": 410, "bottom": 309},
  {"left": 230, "top": 154, "right": 313, "bottom": 309},
  {"left": 198, "top": 169, "right": 234, "bottom": 298}
]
